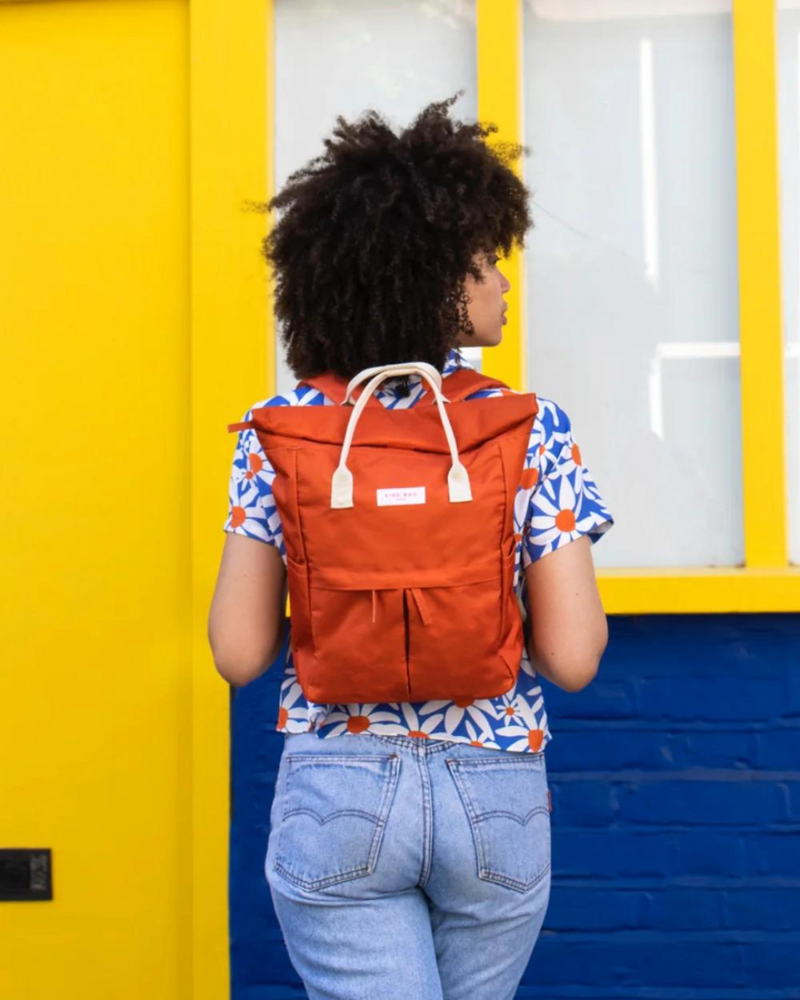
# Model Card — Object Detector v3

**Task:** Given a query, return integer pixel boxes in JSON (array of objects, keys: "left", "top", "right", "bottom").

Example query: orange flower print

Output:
[
  {"left": 530, "top": 474, "right": 598, "bottom": 553},
  {"left": 275, "top": 680, "right": 312, "bottom": 732},
  {"left": 442, "top": 697, "right": 497, "bottom": 738},
  {"left": 549, "top": 434, "right": 586, "bottom": 491},
  {"left": 398, "top": 703, "right": 445, "bottom": 737},
  {"left": 321, "top": 703, "right": 403, "bottom": 737},
  {"left": 225, "top": 480, "right": 275, "bottom": 543},
  {"left": 496, "top": 695, "right": 549, "bottom": 753}
]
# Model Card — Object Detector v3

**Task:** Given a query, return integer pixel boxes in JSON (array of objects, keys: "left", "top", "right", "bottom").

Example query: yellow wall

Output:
[{"left": 0, "top": 2, "right": 191, "bottom": 996}]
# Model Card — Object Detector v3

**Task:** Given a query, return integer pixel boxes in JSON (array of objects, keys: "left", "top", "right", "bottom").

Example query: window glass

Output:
[
  {"left": 522, "top": 0, "right": 742, "bottom": 567},
  {"left": 273, "top": 0, "right": 479, "bottom": 394}
]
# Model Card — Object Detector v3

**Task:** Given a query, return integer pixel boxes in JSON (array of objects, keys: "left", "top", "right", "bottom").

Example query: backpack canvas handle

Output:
[{"left": 331, "top": 365, "right": 472, "bottom": 509}]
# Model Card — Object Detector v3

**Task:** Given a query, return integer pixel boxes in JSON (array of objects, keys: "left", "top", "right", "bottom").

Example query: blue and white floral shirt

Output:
[{"left": 224, "top": 348, "right": 614, "bottom": 753}]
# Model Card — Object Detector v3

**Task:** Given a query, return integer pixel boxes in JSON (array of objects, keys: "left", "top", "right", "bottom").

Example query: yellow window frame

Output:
[{"left": 479, "top": 0, "right": 799, "bottom": 613}]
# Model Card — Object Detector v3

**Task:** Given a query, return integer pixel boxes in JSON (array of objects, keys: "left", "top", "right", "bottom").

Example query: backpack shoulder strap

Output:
[
  {"left": 227, "top": 368, "right": 516, "bottom": 431},
  {"left": 434, "top": 368, "right": 516, "bottom": 403},
  {"left": 299, "top": 373, "right": 383, "bottom": 409},
  {"left": 308, "top": 366, "right": 514, "bottom": 405},
  {"left": 227, "top": 372, "right": 382, "bottom": 431},
  {"left": 228, "top": 419, "right": 256, "bottom": 433}
]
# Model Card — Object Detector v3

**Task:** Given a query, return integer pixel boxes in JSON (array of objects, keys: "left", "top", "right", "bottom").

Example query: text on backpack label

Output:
[{"left": 376, "top": 487, "right": 427, "bottom": 507}]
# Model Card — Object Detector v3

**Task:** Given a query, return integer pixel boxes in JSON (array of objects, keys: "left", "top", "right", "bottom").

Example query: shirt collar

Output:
[
  {"left": 380, "top": 347, "right": 474, "bottom": 394},
  {"left": 442, "top": 346, "right": 475, "bottom": 375}
]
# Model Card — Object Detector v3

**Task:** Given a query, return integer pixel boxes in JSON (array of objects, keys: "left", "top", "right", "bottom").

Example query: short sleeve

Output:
[
  {"left": 223, "top": 403, "right": 285, "bottom": 555},
  {"left": 522, "top": 398, "right": 614, "bottom": 568}
]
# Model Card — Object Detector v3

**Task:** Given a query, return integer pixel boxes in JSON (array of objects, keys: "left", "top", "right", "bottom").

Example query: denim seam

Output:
[
  {"left": 416, "top": 753, "right": 434, "bottom": 889},
  {"left": 478, "top": 861, "right": 552, "bottom": 894},
  {"left": 360, "top": 732, "right": 452, "bottom": 754},
  {"left": 363, "top": 733, "right": 453, "bottom": 755},
  {"left": 443, "top": 754, "right": 545, "bottom": 767}
]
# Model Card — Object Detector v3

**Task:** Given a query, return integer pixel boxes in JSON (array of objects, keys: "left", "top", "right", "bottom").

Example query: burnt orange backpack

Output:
[{"left": 228, "top": 362, "right": 538, "bottom": 704}]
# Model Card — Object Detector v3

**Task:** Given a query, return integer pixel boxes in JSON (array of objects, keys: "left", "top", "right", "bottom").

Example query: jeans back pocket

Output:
[
  {"left": 272, "top": 752, "right": 401, "bottom": 891},
  {"left": 446, "top": 753, "right": 550, "bottom": 893}
]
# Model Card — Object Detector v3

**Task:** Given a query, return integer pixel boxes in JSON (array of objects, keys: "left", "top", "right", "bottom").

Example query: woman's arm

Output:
[
  {"left": 524, "top": 533, "right": 608, "bottom": 692},
  {"left": 207, "top": 534, "right": 288, "bottom": 687}
]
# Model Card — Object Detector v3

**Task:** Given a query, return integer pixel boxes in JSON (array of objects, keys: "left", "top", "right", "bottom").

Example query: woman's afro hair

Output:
[{"left": 251, "top": 91, "right": 533, "bottom": 380}]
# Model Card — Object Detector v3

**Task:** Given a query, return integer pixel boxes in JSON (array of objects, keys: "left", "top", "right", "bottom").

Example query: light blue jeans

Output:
[{"left": 265, "top": 728, "right": 551, "bottom": 999}]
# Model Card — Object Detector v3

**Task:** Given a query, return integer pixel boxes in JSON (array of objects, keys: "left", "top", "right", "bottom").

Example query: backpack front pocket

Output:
[
  {"left": 405, "top": 551, "right": 518, "bottom": 701},
  {"left": 307, "top": 584, "right": 411, "bottom": 703},
  {"left": 303, "top": 548, "right": 520, "bottom": 704}
]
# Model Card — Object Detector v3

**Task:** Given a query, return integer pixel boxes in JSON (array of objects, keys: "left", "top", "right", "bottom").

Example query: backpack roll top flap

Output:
[
  {"left": 234, "top": 363, "right": 539, "bottom": 705},
  {"left": 245, "top": 393, "right": 537, "bottom": 453}
]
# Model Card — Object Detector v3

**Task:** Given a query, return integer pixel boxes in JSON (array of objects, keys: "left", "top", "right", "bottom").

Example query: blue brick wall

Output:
[{"left": 230, "top": 614, "right": 800, "bottom": 999}]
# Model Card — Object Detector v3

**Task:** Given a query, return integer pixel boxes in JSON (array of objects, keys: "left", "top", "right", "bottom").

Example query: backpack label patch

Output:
[{"left": 377, "top": 486, "right": 426, "bottom": 507}]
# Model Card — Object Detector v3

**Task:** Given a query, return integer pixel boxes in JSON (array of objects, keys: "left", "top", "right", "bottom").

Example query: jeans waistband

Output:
[{"left": 355, "top": 731, "right": 453, "bottom": 754}]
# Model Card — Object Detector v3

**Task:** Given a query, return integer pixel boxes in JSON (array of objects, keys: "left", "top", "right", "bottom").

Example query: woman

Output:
[{"left": 209, "top": 93, "right": 614, "bottom": 999}]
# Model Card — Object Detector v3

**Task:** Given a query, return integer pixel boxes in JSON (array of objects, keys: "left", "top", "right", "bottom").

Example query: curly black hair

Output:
[{"left": 249, "top": 91, "right": 533, "bottom": 381}]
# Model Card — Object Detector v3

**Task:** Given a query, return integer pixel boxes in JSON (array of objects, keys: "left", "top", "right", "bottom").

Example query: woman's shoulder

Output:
[
  {"left": 239, "top": 383, "right": 335, "bottom": 421},
  {"left": 464, "top": 384, "right": 572, "bottom": 435},
  {"left": 530, "top": 394, "right": 573, "bottom": 435}
]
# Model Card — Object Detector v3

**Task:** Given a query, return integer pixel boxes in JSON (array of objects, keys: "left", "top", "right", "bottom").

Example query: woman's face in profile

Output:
[{"left": 459, "top": 250, "right": 510, "bottom": 348}]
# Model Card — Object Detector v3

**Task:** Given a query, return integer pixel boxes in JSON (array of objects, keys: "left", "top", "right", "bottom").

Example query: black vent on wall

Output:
[{"left": 0, "top": 849, "right": 52, "bottom": 901}]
